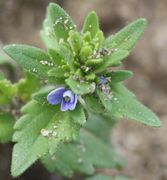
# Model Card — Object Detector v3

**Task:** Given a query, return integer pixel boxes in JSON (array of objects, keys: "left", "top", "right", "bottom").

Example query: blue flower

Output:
[
  {"left": 47, "top": 87, "right": 78, "bottom": 111},
  {"left": 99, "top": 76, "right": 108, "bottom": 84}
]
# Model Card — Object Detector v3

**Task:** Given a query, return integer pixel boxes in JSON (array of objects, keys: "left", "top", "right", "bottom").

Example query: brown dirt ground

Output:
[{"left": 0, "top": 0, "right": 166, "bottom": 180}]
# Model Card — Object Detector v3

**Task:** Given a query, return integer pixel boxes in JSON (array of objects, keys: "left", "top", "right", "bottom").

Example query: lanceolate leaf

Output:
[
  {"left": 41, "top": 113, "right": 125, "bottom": 177},
  {"left": 3, "top": 45, "right": 51, "bottom": 78},
  {"left": 110, "top": 18, "right": 147, "bottom": 51},
  {"left": 94, "top": 50, "right": 129, "bottom": 73},
  {"left": 47, "top": 3, "right": 76, "bottom": 41},
  {"left": 11, "top": 100, "right": 81, "bottom": 177},
  {"left": 82, "top": 11, "right": 99, "bottom": 38},
  {"left": 97, "top": 84, "right": 161, "bottom": 127},
  {"left": 0, "top": 112, "right": 15, "bottom": 143},
  {"left": 107, "top": 70, "right": 133, "bottom": 84}
]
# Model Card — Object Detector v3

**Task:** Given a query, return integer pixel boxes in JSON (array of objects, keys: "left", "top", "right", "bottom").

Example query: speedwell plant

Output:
[{"left": 0, "top": 3, "right": 161, "bottom": 179}]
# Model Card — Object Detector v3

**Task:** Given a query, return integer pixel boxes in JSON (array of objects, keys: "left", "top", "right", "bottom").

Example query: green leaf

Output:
[
  {"left": 110, "top": 18, "right": 147, "bottom": 51},
  {"left": 48, "top": 67, "right": 65, "bottom": 78},
  {"left": 98, "top": 84, "right": 161, "bottom": 127},
  {"left": 83, "top": 11, "right": 99, "bottom": 38},
  {"left": 70, "top": 103, "right": 86, "bottom": 125},
  {"left": 41, "top": 113, "right": 125, "bottom": 177},
  {"left": 84, "top": 94, "right": 105, "bottom": 114},
  {"left": 48, "top": 49, "right": 63, "bottom": 65},
  {"left": 47, "top": 3, "right": 76, "bottom": 41},
  {"left": 84, "top": 113, "right": 115, "bottom": 143},
  {"left": 0, "top": 77, "right": 17, "bottom": 105},
  {"left": 11, "top": 100, "right": 81, "bottom": 177},
  {"left": 0, "top": 112, "right": 15, "bottom": 143},
  {"left": 96, "top": 89, "right": 113, "bottom": 113},
  {"left": 66, "top": 78, "right": 96, "bottom": 95},
  {"left": 40, "top": 30, "right": 58, "bottom": 49},
  {"left": 32, "top": 86, "right": 54, "bottom": 104},
  {"left": 107, "top": 70, "right": 133, "bottom": 84},
  {"left": 94, "top": 50, "right": 129, "bottom": 73},
  {"left": 86, "top": 174, "right": 113, "bottom": 180},
  {"left": 3, "top": 45, "right": 51, "bottom": 78},
  {"left": 17, "top": 71, "right": 41, "bottom": 102}
]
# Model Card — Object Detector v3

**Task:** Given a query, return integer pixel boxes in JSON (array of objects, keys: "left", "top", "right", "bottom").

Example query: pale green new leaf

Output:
[
  {"left": 98, "top": 84, "right": 161, "bottom": 127},
  {"left": 0, "top": 112, "right": 15, "bottom": 143},
  {"left": 83, "top": 11, "right": 99, "bottom": 38},
  {"left": 11, "top": 100, "right": 81, "bottom": 177},
  {"left": 66, "top": 78, "right": 96, "bottom": 95},
  {"left": 110, "top": 18, "right": 147, "bottom": 51},
  {"left": 3, "top": 45, "right": 51, "bottom": 78},
  {"left": 47, "top": 3, "right": 76, "bottom": 41}
]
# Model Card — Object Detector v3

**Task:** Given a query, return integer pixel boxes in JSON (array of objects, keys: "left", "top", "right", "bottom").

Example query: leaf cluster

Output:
[{"left": 1, "top": 3, "right": 161, "bottom": 179}]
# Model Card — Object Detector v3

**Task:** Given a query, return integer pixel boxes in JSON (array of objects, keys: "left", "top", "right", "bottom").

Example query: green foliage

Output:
[
  {"left": 94, "top": 50, "right": 129, "bottom": 73},
  {"left": 107, "top": 70, "right": 133, "bottom": 84},
  {"left": 97, "top": 84, "right": 161, "bottom": 127},
  {"left": 0, "top": 112, "right": 15, "bottom": 143},
  {"left": 66, "top": 78, "right": 96, "bottom": 95},
  {"left": 0, "top": 74, "right": 17, "bottom": 105},
  {"left": 12, "top": 100, "right": 81, "bottom": 177},
  {"left": 83, "top": 11, "right": 99, "bottom": 38},
  {"left": 3, "top": 45, "right": 51, "bottom": 78},
  {"left": 2, "top": 2, "right": 161, "bottom": 179},
  {"left": 17, "top": 71, "right": 41, "bottom": 102},
  {"left": 105, "top": 18, "right": 147, "bottom": 52},
  {"left": 42, "top": 113, "right": 125, "bottom": 177},
  {"left": 47, "top": 3, "right": 76, "bottom": 41}
]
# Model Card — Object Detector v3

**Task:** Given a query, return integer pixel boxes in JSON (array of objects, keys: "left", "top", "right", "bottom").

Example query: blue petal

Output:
[
  {"left": 47, "top": 87, "right": 66, "bottom": 105},
  {"left": 69, "top": 94, "right": 78, "bottom": 110},
  {"left": 61, "top": 100, "right": 69, "bottom": 111},
  {"left": 61, "top": 94, "right": 78, "bottom": 111}
]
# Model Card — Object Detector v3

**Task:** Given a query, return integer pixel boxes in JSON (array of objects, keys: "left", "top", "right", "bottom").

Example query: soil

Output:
[{"left": 0, "top": 0, "right": 166, "bottom": 180}]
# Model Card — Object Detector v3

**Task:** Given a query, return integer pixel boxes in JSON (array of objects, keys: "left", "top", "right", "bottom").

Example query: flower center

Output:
[{"left": 64, "top": 96, "right": 71, "bottom": 102}]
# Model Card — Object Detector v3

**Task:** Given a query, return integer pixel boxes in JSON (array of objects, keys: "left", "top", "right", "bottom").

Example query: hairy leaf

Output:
[
  {"left": 11, "top": 100, "right": 81, "bottom": 177},
  {"left": 3, "top": 45, "right": 51, "bottom": 78},
  {"left": 110, "top": 18, "right": 147, "bottom": 51},
  {"left": 47, "top": 3, "right": 76, "bottom": 41},
  {"left": 97, "top": 84, "right": 161, "bottom": 127},
  {"left": 42, "top": 113, "right": 125, "bottom": 177},
  {"left": 107, "top": 70, "right": 133, "bottom": 84},
  {"left": 83, "top": 11, "right": 99, "bottom": 38}
]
